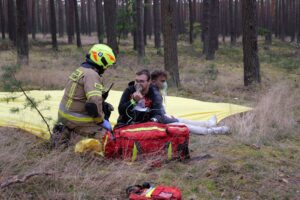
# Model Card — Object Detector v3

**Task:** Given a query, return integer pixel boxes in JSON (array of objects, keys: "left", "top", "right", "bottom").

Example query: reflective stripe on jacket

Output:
[{"left": 59, "top": 66, "right": 104, "bottom": 128}]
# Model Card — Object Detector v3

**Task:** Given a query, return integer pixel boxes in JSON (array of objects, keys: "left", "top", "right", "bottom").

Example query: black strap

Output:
[
  {"left": 125, "top": 185, "right": 143, "bottom": 195},
  {"left": 102, "top": 83, "right": 114, "bottom": 100}
]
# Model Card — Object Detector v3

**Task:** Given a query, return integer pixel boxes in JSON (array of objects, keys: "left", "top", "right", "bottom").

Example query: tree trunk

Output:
[
  {"left": 36, "top": 0, "right": 41, "bottom": 33},
  {"left": 132, "top": 0, "right": 137, "bottom": 50},
  {"left": 0, "top": 0, "right": 5, "bottom": 39},
  {"left": 275, "top": 0, "right": 279, "bottom": 37},
  {"left": 161, "top": 0, "right": 180, "bottom": 88},
  {"left": 27, "top": 0, "right": 32, "bottom": 35},
  {"left": 265, "top": 0, "right": 272, "bottom": 44},
  {"left": 242, "top": 0, "right": 260, "bottom": 86},
  {"left": 104, "top": 0, "right": 118, "bottom": 54},
  {"left": 279, "top": 0, "right": 285, "bottom": 41},
  {"left": 7, "top": 0, "right": 16, "bottom": 44},
  {"left": 176, "top": 0, "right": 184, "bottom": 35},
  {"left": 144, "top": 0, "right": 150, "bottom": 46},
  {"left": 96, "top": 0, "right": 104, "bottom": 43},
  {"left": 206, "top": 0, "right": 219, "bottom": 60},
  {"left": 57, "top": 0, "right": 64, "bottom": 37},
  {"left": 87, "top": 0, "right": 91, "bottom": 36},
  {"left": 202, "top": 0, "right": 209, "bottom": 54},
  {"left": 214, "top": 0, "right": 219, "bottom": 51},
  {"left": 229, "top": 0, "right": 236, "bottom": 45},
  {"left": 290, "top": 0, "right": 296, "bottom": 42},
  {"left": 153, "top": 0, "right": 161, "bottom": 51},
  {"left": 90, "top": 0, "right": 96, "bottom": 33},
  {"left": 31, "top": 0, "right": 36, "bottom": 39},
  {"left": 260, "top": 0, "right": 265, "bottom": 28},
  {"left": 80, "top": 0, "right": 86, "bottom": 34},
  {"left": 136, "top": 0, "right": 145, "bottom": 63},
  {"left": 73, "top": 0, "right": 81, "bottom": 47},
  {"left": 66, "top": 0, "right": 74, "bottom": 44},
  {"left": 16, "top": 0, "right": 29, "bottom": 65},
  {"left": 234, "top": 0, "right": 239, "bottom": 39},
  {"left": 41, "top": 0, "right": 48, "bottom": 35},
  {"left": 65, "top": 0, "right": 70, "bottom": 39},
  {"left": 188, "top": 0, "right": 194, "bottom": 44},
  {"left": 297, "top": 0, "right": 300, "bottom": 43},
  {"left": 220, "top": 0, "right": 225, "bottom": 42},
  {"left": 49, "top": 0, "right": 58, "bottom": 50}
]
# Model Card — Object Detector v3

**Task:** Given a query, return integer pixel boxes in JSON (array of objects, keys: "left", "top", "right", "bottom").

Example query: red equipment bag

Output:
[
  {"left": 127, "top": 183, "right": 182, "bottom": 200},
  {"left": 102, "top": 122, "right": 190, "bottom": 161}
]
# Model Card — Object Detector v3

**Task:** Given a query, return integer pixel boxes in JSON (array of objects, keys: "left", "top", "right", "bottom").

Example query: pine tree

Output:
[
  {"left": 49, "top": 0, "right": 58, "bottom": 50},
  {"left": 16, "top": 0, "right": 29, "bottom": 65},
  {"left": 96, "top": 0, "right": 104, "bottom": 43},
  {"left": 153, "top": 0, "right": 161, "bottom": 51},
  {"left": 136, "top": 0, "right": 145, "bottom": 63},
  {"left": 161, "top": 0, "right": 180, "bottom": 87},
  {"left": 0, "top": 0, "right": 5, "bottom": 39},
  {"left": 104, "top": 0, "right": 118, "bottom": 54},
  {"left": 8, "top": 0, "right": 16, "bottom": 44},
  {"left": 242, "top": 0, "right": 261, "bottom": 86},
  {"left": 73, "top": 0, "right": 81, "bottom": 47}
]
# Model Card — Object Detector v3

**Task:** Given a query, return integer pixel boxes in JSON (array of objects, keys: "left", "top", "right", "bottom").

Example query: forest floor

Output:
[{"left": 0, "top": 34, "right": 300, "bottom": 199}]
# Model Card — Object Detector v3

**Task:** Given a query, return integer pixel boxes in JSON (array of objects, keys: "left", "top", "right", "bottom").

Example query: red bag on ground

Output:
[
  {"left": 102, "top": 122, "right": 190, "bottom": 161},
  {"left": 127, "top": 184, "right": 182, "bottom": 200}
]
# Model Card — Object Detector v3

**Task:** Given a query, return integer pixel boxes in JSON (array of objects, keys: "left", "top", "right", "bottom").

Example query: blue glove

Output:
[{"left": 101, "top": 119, "right": 112, "bottom": 131}]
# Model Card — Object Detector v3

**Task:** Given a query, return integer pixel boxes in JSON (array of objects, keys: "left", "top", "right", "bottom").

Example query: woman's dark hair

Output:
[{"left": 151, "top": 70, "right": 168, "bottom": 81}]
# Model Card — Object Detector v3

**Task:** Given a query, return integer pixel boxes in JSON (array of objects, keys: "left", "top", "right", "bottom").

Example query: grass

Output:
[{"left": 0, "top": 34, "right": 300, "bottom": 199}]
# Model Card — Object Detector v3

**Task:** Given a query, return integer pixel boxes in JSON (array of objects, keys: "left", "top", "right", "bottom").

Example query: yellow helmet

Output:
[{"left": 88, "top": 44, "right": 116, "bottom": 69}]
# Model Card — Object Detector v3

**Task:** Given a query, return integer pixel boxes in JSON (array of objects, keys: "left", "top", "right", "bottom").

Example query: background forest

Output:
[{"left": 0, "top": 0, "right": 299, "bottom": 199}]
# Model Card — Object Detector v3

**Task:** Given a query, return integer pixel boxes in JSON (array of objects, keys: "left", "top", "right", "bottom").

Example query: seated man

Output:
[
  {"left": 116, "top": 69, "right": 164, "bottom": 126},
  {"left": 151, "top": 70, "right": 230, "bottom": 135}
]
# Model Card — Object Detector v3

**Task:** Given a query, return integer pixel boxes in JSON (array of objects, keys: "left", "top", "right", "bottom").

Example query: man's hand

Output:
[{"left": 132, "top": 91, "right": 143, "bottom": 102}]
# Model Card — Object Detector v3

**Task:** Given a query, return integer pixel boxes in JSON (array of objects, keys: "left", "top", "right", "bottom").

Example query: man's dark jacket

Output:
[{"left": 117, "top": 82, "right": 164, "bottom": 126}]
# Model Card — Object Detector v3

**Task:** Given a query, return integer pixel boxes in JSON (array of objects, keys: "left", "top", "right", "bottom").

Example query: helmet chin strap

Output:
[
  {"left": 97, "top": 67, "right": 105, "bottom": 75},
  {"left": 85, "top": 54, "right": 105, "bottom": 75}
]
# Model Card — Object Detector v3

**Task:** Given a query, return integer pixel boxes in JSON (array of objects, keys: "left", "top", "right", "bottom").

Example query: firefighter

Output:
[{"left": 53, "top": 44, "right": 116, "bottom": 146}]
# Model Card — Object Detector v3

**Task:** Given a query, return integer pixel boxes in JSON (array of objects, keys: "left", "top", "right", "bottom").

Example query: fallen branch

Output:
[{"left": 0, "top": 171, "right": 54, "bottom": 189}]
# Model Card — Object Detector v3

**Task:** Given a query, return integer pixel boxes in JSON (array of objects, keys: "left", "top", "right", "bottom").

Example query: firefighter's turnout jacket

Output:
[{"left": 58, "top": 64, "right": 104, "bottom": 134}]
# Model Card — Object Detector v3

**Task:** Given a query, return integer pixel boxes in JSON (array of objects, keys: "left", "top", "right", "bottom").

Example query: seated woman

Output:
[{"left": 150, "top": 70, "right": 230, "bottom": 135}]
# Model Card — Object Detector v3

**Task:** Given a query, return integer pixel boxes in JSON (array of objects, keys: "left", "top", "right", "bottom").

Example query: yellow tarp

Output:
[{"left": 0, "top": 90, "right": 251, "bottom": 140}]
